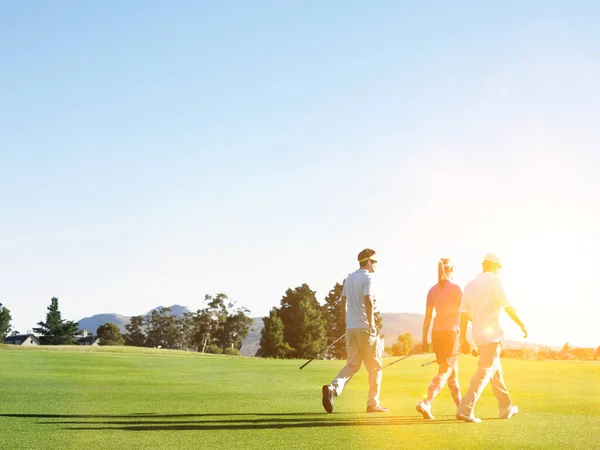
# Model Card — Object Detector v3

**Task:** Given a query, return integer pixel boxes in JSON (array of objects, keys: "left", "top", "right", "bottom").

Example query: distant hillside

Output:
[
  {"left": 77, "top": 305, "right": 190, "bottom": 335},
  {"left": 77, "top": 313, "right": 131, "bottom": 335}
]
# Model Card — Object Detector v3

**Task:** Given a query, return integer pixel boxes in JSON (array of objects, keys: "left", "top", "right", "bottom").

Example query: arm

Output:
[
  {"left": 422, "top": 305, "right": 433, "bottom": 350},
  {"left": 505, "top": 306, "right": 528, "bottom": 338},
  {"left": 459, "top": 312, "right": 471, "bottom": 353},
  {"left": 365, "top": 295, "right": 376, "bottom": 334}
]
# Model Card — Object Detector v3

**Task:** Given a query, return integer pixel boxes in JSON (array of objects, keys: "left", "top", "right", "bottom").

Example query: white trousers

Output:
[
  {"left": 457, "top": 342, "right": 512, "bottom": 416},
  {"left": 330, "top": 328, "right": 383, "bottom": 408}
]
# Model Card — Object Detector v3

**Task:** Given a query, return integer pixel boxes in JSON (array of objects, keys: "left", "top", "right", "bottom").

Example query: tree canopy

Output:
[
  {"left": 97, "top": 322, "right": 124, "bottom": 346},
  {"left": 32, "top": 297, "right": 79, "bottom": 345},
  {"left": 0, "top": 303, "right": 12, "bottom": 341}
]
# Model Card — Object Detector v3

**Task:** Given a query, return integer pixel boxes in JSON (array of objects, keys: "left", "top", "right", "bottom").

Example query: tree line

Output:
[
  {"left": 0, "top": 295, "right": 253, "bottom": 355},
  {"left": 122, "top": 293, "right": 253, "bottom": 355},
  {"left": 258, "top": 282, "right": 383, "bottom": 359}
]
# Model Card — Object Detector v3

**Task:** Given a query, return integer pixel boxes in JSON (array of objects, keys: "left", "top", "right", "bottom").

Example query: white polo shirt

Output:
[
  {"left": 342, "top": 269, "right": 374, "bottom": 329},
  {"left": 461, "top": 272, "right": 511, "bottom": 346}
]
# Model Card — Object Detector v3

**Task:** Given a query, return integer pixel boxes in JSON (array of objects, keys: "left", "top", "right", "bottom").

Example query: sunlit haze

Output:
[{"left": 1, "top": 2, "right": 598, "bottom": 348}]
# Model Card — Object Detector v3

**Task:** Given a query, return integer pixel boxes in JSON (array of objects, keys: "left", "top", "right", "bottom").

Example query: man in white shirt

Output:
[
  {"left": 322, "top": 248, "right": 388, "bottom": 413},
  {"left": 456, "top": 253, "right": 528, "bottom": 423}
]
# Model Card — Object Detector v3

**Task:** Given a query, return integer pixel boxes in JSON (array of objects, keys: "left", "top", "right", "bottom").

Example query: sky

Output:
[{"left": 1, "top": 1, "right": 599, "bottom": 348}]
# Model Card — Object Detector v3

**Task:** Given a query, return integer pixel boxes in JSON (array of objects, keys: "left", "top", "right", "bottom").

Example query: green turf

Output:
[{"left": 1, "top": 345, "right": 598, "bottom": 449}]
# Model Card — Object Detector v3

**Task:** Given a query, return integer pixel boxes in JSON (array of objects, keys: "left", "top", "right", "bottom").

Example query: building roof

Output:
[
  {"left": 4, "top": 334, "right": 40, "bottom": 344},
  {"left": 77, "top": 335, "right": 99, "bottom": 344}
]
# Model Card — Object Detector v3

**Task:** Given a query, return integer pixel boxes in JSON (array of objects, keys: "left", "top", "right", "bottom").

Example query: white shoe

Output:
[
  {"left": 500, "top": 405, "right": 519, "bottom": 419},
  {"left": 416, "top": 401, "right": 434, "bottom": 419},
  {"left": 456, "top": 412, "right": 482, "bottom": 423}
]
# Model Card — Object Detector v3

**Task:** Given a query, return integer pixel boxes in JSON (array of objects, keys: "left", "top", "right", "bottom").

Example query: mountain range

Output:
[{"left": 77, "top": 305, "right": 536, "bottom": 357}]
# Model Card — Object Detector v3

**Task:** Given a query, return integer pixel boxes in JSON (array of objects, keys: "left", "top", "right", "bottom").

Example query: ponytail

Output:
[{"left": 438, "top": 258, "right": 453, "bottom": 285}]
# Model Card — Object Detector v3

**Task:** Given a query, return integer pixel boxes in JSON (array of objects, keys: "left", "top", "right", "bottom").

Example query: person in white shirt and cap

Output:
[
  {"left": 456, "top": 253, "right": 528, "bottom": 423},
  {"left": 321, "top": 248, "right": 388, "bottom": 414}
]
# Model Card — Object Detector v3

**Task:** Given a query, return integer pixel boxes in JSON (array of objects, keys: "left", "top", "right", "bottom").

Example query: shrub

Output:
[
  {"left": 205, "top": 344, "right": 223, "bottom": 354},
  {"left": 223, "top": 347, "right": 241, "bottom": 356}
]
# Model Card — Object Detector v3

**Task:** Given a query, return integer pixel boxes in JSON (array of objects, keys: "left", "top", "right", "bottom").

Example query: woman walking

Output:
[{"left": 416, "top": 258, "right": 462, "bottom": 419}]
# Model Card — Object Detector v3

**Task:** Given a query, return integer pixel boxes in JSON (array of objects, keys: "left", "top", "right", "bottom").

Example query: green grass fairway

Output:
[{"left": 1, "top": 345, "right": 598, "bottom": 449}]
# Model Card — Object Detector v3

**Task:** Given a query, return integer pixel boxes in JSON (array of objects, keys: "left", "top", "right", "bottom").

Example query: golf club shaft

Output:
[
  {"left": 299, "top": 334, "right": 345, "bottom": 370},
  {"left": 378, "top": 353, "right": 413, "bottom": 371}
]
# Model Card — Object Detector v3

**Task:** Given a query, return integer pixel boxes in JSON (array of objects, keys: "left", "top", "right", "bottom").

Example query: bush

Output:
[
  {"left": 223, "top": 347, "right": 241, "bottom": 356},
  {"left": 205, "top": 344, "right": 223, "bottom": 354}
]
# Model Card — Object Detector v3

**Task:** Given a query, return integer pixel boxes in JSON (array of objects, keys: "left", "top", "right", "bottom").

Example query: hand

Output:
[
  {"left": 370, "top": 325, "right": 378, "bottom": 336},
  {"left": 521, "top": 325, "right": 528, "bottom": 338},
  {"left": 460, "top": 339, "right": 471, "bottom": 355},
  {"left": 421, "top": 340, "right": 429, "bottom": 353}
]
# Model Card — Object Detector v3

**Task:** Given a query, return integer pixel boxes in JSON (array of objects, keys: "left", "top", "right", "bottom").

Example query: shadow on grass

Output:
[{"left": 2, "top": 412, "right": 468, "bottom": 431}]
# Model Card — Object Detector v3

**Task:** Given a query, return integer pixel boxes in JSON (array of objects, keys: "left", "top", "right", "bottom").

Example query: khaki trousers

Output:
[
  {"left": 457, "top": 342, "right": 512, "bottom": 416},
  {"left": 330, "top": 328, "right": 383, "bottom": 408}
]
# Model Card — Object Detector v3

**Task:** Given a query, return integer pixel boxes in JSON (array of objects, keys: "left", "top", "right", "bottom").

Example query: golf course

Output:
[{"left": 0, "top": 345, "right": 598, "bottom": 449}]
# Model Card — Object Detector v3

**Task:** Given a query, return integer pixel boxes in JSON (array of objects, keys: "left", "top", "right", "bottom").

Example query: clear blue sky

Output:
[{"left": 2, "top": 1, "right": 599, "bottom": 347}]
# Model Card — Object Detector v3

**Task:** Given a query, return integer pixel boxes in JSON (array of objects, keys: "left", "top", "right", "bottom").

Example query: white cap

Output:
[{"left": 483, "top": 253, "right": 502, "bottom": 268}]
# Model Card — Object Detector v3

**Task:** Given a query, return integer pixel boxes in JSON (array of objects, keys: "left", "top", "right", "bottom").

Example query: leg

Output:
[
  {"left": 457, "top": 343, "right": 500, "bottom": 417},
  {"left": 330, "top": 329, "right": 362, "bottom": 397},
  {"left": 490, "top": 350, "right": 512, "bottom": 414},
  {"left": 447, "top": 363, "right": 462, "bottom": 407},
  {"left": 358, "top": 330, "right": 383, "bottom": 408},
  {"left": 425, "top": 363, "right": 452, "bottom": 405},
  {"left": 425, "top": 330, "right": 458, "bottom": 405}
]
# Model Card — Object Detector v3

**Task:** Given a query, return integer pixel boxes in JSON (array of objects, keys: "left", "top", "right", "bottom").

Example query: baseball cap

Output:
[{"left": 483, "top": 253, "right": 502, "bottom": 268}]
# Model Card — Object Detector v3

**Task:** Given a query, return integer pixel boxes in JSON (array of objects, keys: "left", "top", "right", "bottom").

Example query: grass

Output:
[{"left": 0, "top": 344, "right": 598, "bottom": 449}]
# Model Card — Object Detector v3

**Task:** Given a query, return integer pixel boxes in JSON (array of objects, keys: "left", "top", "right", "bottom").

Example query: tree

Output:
[
  {"left": 123, "top": 315, "right": 147, "bottom": 347},
  {"left": 596, "top": 346, "right": 600, "bottom": 361},
  {"left": 322, "top": 282, "right": 346, "bottom": 359},
  {"left": 259, "top": 308, "right": 292, "bottom": 358},
  {"left": 0, "top": 303, "right": 12, "bottom": 341},
  {"left": 392, "top": 332, "right": 413, "bottom": 356},
  {"left": 97, "top": 323, "right": 124, "bottom": 346},
  {"left": 278, "top": 284, "right": 327, "bottom": 359},
  {"left": 145, "top": 307, "right": 181, "bottom": 349},
  {"left": 176, "top": 312, "right": 195, "bottom": 350},
  {"left": 217, "top": 309, "right": 253, "bottom": 350},
  {"left": 562, "top": 342, "right": 571, "bottom": 353},
  {"left": 191, "top": 294, "right": 253, "bottom": 353},
  {"left": 191, "top": 294, "right": 227, "bottom": 352},
  {"left": 33, "top": 297, "right": 79, "bottom": 345}
]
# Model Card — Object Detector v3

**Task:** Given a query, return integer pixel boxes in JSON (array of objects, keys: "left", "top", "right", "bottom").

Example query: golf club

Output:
[
  {"left": 421, "top": 349, "right": 479, "bottom": 367},
  {"left": 378, "top": 353, "right": 415, "bottom": 371},
  {"left": 299, "top": 334, "right": 345, "bottom": 370}
]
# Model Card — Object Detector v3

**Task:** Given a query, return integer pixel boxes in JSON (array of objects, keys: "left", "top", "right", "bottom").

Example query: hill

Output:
[{"left": 76, "top": 305, "right": 190, "bottom": 335}]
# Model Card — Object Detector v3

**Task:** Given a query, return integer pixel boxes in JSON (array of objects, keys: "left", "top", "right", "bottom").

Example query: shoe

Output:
[
  {"left": 456, "top": 412, "right": 482, "bottom": 423},
  {"left": 500, "top": 405, "right": 519, "bottom": 419},
  {"left": 416, "top": 401, "right": 434, "bottom": 419},
  {"left": 366, "top": 405, "right": 389, "bottom": 413},
  {"left": 322, "top": 385, "right": 334, "bottom": 413}
]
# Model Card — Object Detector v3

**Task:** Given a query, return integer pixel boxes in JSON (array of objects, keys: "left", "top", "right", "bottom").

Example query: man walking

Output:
[
  {"left": 322, "top": 248, "right": 388, "bottom": 413},
  {"left": 456, "top": 253, "right": 528, "bottom": 423}
]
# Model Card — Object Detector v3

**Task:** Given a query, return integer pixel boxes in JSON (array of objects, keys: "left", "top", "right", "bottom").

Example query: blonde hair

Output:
[{"left": 437, "top": 258, "right": 453, "bottom": 285}]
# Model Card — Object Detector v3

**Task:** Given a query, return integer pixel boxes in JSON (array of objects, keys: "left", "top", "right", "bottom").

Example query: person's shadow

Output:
[{"left": 0, "top": 412, "right": 465, "bottom": 432}]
